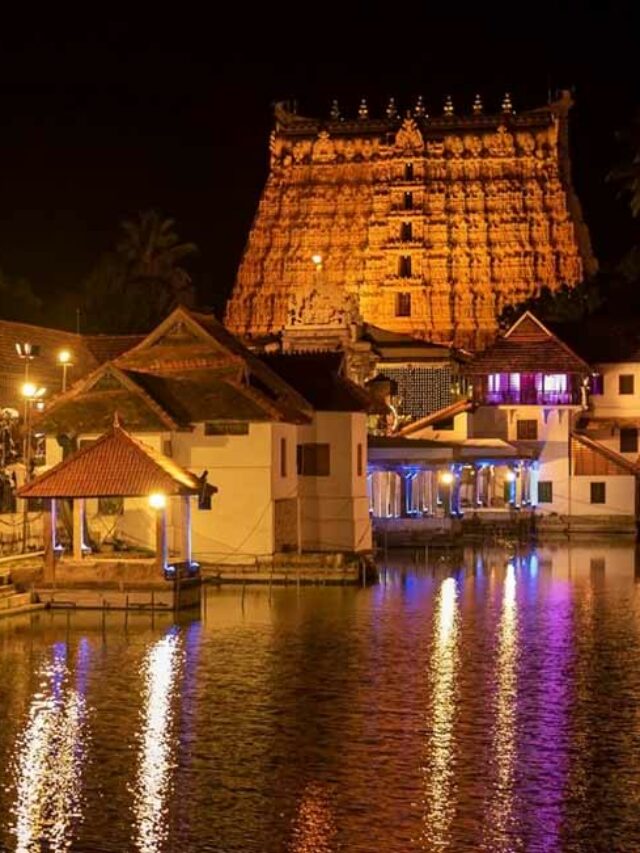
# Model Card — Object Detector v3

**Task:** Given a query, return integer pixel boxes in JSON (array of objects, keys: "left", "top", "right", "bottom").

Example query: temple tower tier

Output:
[{"left": 225, "top": 92, "right": 596, "bottom": 350}]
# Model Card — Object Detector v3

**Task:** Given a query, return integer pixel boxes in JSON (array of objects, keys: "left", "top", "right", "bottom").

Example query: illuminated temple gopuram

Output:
[{"left": 225, "top": 91, "right": 596, "bottom": 349}]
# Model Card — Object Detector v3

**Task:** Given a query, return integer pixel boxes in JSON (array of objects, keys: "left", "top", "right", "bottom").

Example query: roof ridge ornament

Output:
[
  {"left": 472, "top": 93, "right": 483, "bottom": 114},
  {"left": 502, "top": 92, "right": 514, "bottom": 114},
  {"left": 358, "top": 98, "right": 369, "bottom": 120},
  {"left": 386, "top": 97, "right": 398, "bottom": 119},
  {"left": 443, "top": 94, "right": 454, "bottom": 117},
  {"left": 413, "top": 95, "right": 426, "bottom": 118},
  {"left": 113, "top": 411, "right": 121, "bottom": 429}
]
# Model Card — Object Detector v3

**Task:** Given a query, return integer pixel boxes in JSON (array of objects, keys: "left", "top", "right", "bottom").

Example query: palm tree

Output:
[
  {"left": 609, "top": 112, "right": 640, "bottom": 218},
  {"left": 117, "top": 209, "right": 197, "bottom": 303}
]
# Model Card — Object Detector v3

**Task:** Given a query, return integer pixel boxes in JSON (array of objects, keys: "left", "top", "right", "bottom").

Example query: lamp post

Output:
[
  {"left": 20, "top": 382, "right": 46, "bottom": 552},
  {"left": 15, "top": 342, "right": 40, "bottom": 384},
  {"left": 57, "top": 350, "right": 72, "bottom": 392}
]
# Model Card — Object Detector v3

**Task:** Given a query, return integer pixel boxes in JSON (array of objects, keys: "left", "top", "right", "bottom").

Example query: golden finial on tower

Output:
[
  {"left": 358, "top": 98, "right": 369, "bottom": 119},
  {"left": 502, "top": 92, "right": 514, "bottom": 113},
  {"left": 330, "top": 99, "right": 340, "bottom": 120},
  {"left": 443, "top": 95, "right": 454, "bottom": 117},
  {"left": 414, "top": 95, "right": 426, "bottom": 118},
  {"left": 473, "top": 93, "right": 483, "bottom": 114},
  {"left": 386, "top": 97, "right": 398, "bottom": 119}
]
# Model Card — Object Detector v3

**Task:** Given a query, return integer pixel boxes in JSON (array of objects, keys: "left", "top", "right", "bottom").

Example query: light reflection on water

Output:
[
  {"left": 1, "top": 543, "right": 640, "bottom": 851},
  {"left": 288, "top": 781, "right": 337, "bottom": 853},
  {"left": 483, "top": 562, "right": 519, "bottom": 851},
  {"left": 132, "top": 628, "right": 184, "bottom": 853},
  {"left": 10, "top": 642, "right": 89, "bottom": 852},
  {"left": 422, "top": 576, "right": 459, "bottom": 851}
]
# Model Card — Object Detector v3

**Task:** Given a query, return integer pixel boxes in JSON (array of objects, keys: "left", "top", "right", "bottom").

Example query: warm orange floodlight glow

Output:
[
  {"left": 57, "top": 349, "right": 72, "bottom": 365},
  {"left": 148, "top": 493, "right": 167, "bottom": 510},
  {"left": 439, "top": 471, "right": 454, "bottom": 486}
]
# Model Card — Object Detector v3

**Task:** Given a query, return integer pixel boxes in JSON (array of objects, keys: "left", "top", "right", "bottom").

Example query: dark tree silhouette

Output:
[{"left": 81, "top": 211, "right": 198, "bottom": 333}]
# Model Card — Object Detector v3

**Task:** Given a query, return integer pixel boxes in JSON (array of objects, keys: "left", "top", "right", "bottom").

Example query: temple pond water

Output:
[{"left": 1, "top": 541, "right": 640, "bottom": 851}]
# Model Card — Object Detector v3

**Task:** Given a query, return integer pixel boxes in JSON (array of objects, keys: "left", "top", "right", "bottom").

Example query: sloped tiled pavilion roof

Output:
[
  {"left": 467, "top": 312, "right": 591, "bottom": 375},
  {"left": 19, "top": 422, "right": 203, "bottom": 498},
  {"left": 35, "top": 307, "right": 315, "bottom": 435}
]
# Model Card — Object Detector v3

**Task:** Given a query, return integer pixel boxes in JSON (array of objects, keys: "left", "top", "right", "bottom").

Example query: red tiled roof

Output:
[
  {"left": 467, "top": 312, "right": 591, "bottom": 375},
  {"left": 82, "top": 334, "right": 144, "bottom": 363},
  {"left": 571, "top": 431, "right": 640, "bottom": 475},
  {"left": 260, "top": 352, "right": 371, "bottom": 412},
  {"left": 19, "top": 423, "right": 204, "bottom": 498},
  {"left": 398, "top": 399, "right": 474, "bottom": 436}
]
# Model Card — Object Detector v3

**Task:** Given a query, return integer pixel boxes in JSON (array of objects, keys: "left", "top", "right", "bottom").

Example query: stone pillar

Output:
[
  {"left": 515, "top": 469, "right": 522, "bottom": 508},
  {"left": 73, "top": 499, "right": 85, "bottom": 561},
  {"left": 180, "top": 496, "right": 192, "bottom": 564},
  {"left": 399, "top": 471, "right": 410, "bottom": 517},
  {"left": 43, "top": 498, "right": 56, "bottom": 583},
  {"left": 155, "top": 508, "right": 167, "bottom": 574}
]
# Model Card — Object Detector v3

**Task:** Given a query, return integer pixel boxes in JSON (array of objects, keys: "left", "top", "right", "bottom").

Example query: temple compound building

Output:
[{"left": 226, "top": 91, "right": 595, "bottom": 350}]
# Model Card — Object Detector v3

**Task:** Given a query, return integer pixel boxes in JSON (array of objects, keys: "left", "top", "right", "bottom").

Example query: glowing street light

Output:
[
  {"left": 505, "top": 470, "right": 516, "bottom": 483},
  {"left": 57, "top": 349, "right": 73, "bottom": 392},
  {"left": 439, "top": 471, "right": 454, "bottom": 486},
  {"left": 21, "top": 382, "right": 46, "bottom": 401},
  {"left": 311, "top": 253, "right": 323, "bottom": 270},
  {"left": 15, "top": 341, "right": 40, "bottom": 383}
]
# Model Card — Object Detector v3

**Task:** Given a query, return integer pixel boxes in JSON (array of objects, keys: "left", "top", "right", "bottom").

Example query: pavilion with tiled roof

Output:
[
  {"left": 34, "top": 306, "right": 314, "bottom": 437},
  {"left": 19, "top": 419, "right": 215, "bottom": 581}
]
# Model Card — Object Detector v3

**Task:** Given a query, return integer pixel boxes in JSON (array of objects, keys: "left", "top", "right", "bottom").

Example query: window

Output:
[
  {"left": 590, "top": 482, "right": 606, "bottom": 504},
  {"left": 357, "top": 443, "right": 364, "bottom": 477},
  {"left": 537, "top": 481, "right": 553, "bottom": 503},
  {"left": 404, "top": 162, "right": 414, "bottom": 180},
  {"left": 297, "top": 443, "right": 330, "bottom": 476},
  {"left": 541, "top": 374, "right": 568, "bottom": 393},
  {"left": 620, "top": 428, "right": 638, "bottom": 453},
  {"left": 98, "top": 497, "right": 124, "bottom": 515},
  {"left": 204, "top": 421, "right": 249, "bottom": 435},
  {"left": 280, "top": 437, "right": 287, "bottom": 477},
  {"left": 395, "top": 292, "right": 411, "bottom": 317},
  {"left": 398, "top": 255, "right": 412, "bottom": 278},
  {"left": 433, "top": 417, "right": 454, "bottom": 430},
  {"left": 403, "top": 191, "right": 413, "bottom": 210},
  {"left": 619, "top": 375, "right": 635, "bottom": 395},
  {"left": 400, "top": 222, "right": 412, "bottom": 242},
  {"left": 516, "top": 419, "right": 538, "bottom": 440}
]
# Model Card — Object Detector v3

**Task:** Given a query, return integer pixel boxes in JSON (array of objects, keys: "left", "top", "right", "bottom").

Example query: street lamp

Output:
[
  {"left": 21, "top": 383, "right": 46, "bottom": 472},
  {"left": 20, "top": 382, "right": 45, "bottom": 552},
  {"left": 15, "top": 342, "right": 40, "bottom": 383},
  {"left": 57, "top": 349, "right": 73, "bottom": 392}
]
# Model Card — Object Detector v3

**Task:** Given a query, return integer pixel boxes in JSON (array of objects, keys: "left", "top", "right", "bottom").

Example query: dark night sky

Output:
[{"left": 0, "top": 4, "right": 638, "bottom": 326}]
